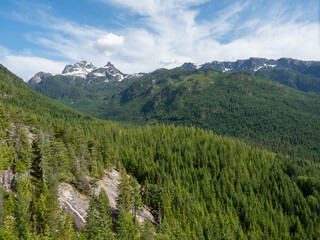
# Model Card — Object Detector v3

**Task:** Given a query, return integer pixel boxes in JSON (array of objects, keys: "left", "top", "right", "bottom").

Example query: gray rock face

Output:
[
  {"left": 28, "top": 61, "right": 139, "bottom": 84},
  {"left": 62, "top": 61, "right": 97, "bottom": 78},
  {"left": 29, "top": 72, "right": 52, "bottom": 84},
  {"left": 58, "top": 168, "right": 154, "bottom": 228},
  {"left": 181, "top": 62, "right": 199, "bottom": 70},
  {"left": 86, "top": 62, "right": 128, "bottom": 83},
  {"left": 0, "top": 169, "right": 16, "bottom": 190},
  {"left": 58, "top": 182, "right": 89, "bottom": 228}
]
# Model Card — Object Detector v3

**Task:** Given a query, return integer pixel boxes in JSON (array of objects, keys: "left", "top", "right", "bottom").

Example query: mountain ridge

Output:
[
  {"left": 29, "top": 60, "right": 142, "bottom": 84},
  {"left": 181, "top": 57, "right": 320, "bottom": 74},
  {"left": 180, "top": 57, "right": 320, "bottom": 93}
]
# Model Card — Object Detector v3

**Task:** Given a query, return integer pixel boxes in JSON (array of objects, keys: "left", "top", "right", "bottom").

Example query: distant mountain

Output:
[
  {"left": 181, "top": 57, "right": 319, "bottom": 73},
  {"left": 29, "top": 60, "right": 141, "bottom": 84},
  {"left": 181, "top": 58, "right": 320, "bottom": 93},
  {"left": 86, "top": 62, "right": 128, "bottom": 83},
  {"left": 28, "top": 59, "right": 320, "bottom": 161},
  {"left": 29, "top": 71, "right": 53, "bottom": 84},
  {"left": 62, "top": 60, "right": 96, "bottom": 78},
  {"left": 28, "top": 61, "right": 143, "bottom": 111}
]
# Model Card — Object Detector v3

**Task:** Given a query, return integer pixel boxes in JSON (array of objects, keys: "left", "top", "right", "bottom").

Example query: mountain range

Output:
[
  {"left": 181, "top": 57, "right": 320, "bottom": 74},
  {"left": 181, "top": 57, "right": 320, "bottom": 93},
  {"left": 28, "top": 58, "right": 320, "bottom": 162},
  {"left": 30, "top": 57, "right": 320, "bottom": 93},
  {"left": 29, "top": 60, "right": 144, "bottom": 85}
]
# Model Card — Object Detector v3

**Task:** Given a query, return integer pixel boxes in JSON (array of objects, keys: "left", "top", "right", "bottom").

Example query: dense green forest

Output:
[
  {"left": 30, "top": 68, "right": 320, "bottom": 162},
  {"left": 255, "top": 68, "right": 320, "bottom": 93},
  {"left": 1, "top": 64, "right": 320, "bottom": 239}
]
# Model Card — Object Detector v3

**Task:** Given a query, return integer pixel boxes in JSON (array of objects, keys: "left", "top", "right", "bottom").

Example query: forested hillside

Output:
[
  {"left": 1, "top": 64, "right": 320, "bottom": 239},
  {"left": 29, "top": 68, "right": 320, "bottom": 162},
  {"left": 78, "top": 68, "right": 320, "bottom": 161},
  {"left": 255, "top": 68, "right": 320, "bottom": 93}
]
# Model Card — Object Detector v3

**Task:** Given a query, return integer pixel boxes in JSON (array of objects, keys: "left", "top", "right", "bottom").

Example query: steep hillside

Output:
[
  {"left": 255, "top": 68, "right": 320, "bottom": 93},
  {"left": 89, "top": 68, "right": 320, "bottom": 161},
  {"left": 1, "top": 64, "right": 320, "bottom": 239}
]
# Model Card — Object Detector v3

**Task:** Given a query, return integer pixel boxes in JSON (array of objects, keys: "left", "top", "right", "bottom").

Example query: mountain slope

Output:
[
  {"left": 28, "top": 65, "right": 320, "bottom": 161},
  {"left": 28, "top": 61, "right": 139, "bottom": 115},
  {"left": 96, "top": 68, "right": 320, "bottom": 161},
  {"left": 1, "top": 64, "right": 320, "bottom": 239},
  {"left": 181, "top": 57, "right": 320, "bottom": 93},
  {"left": 255, "top": 68, "right": 320, "bottom": 93}
]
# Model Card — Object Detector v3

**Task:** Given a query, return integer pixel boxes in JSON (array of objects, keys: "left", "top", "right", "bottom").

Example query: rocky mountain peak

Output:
[
  {"left": 62, "top": 61, "right": 97, "bottom": 78},
  {"left": 28, "top": 60, "right": 142, "bottom": 84},
  {"left": 181, "top": 57, "right": 319, "bottom": 73},
  {"left": 105, "top": 61, "right": 114, "bottom": 68},
  {"left": 87, "top": 62, "right": 128, "bottom": 83},
  {"left": 28, "top": 72, "right": 52, "bottom": 84}
]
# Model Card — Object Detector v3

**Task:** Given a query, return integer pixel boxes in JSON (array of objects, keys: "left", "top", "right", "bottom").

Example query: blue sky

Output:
[{"left": 0, "top": 0, "right": 319, "bottom": 80}]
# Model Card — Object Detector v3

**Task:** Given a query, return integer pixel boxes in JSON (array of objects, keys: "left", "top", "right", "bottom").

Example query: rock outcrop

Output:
[{"left": 58, "top": 168, "right": 154, "bottom": 228}]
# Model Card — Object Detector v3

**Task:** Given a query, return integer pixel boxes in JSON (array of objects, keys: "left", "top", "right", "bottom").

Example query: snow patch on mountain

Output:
[
  {"left": 29, "top": 60, "right": 145, "bottom": 84},
  {"left": 62, "top": 61, "right": 96, "bottom": 78},
  {"left": 180, "top": 58, "right": 318, "bottom": 73}
]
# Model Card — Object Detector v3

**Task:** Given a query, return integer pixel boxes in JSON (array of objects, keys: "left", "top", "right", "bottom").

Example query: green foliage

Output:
[
  {"left": 255, "top": 67, "right": 320, "bottom": 93},
  {"left": 99, "top": 69, "right": 320, "bottom": 162},
  {"left": 116, "top": 208, "right": 137, "bottom": 240},
  {"left": 1, "top": 64, "right": 320, "bottom": 239},
  {"left": 140, "top": 218, "right": 155, "bottom": 240},
  {"left": 15, "top": 180, "right": 33, "bottom": 240},
  {"left": 85, "top": 192, "right": 114, "bottom": 240},
  {"left": 0, "top": 192, "right": 18, "bottom": 239},
  {"left": 131, "top": 177, "right": 143, "bottom": 232},
  {"left": 31, "top": 66, "right": 320, "bottom": 161},
  {"left": 116, "top": 167, "right": 133, "bottom": 212}
]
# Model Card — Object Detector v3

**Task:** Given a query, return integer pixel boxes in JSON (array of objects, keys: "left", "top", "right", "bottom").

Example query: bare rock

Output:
[
  {"left": 58, "top": 168, "right": 154, "bottom": 228},
  {"left": 58, "top": 182, "right": 89, "bottom": 228},
  {"left": 0, "top": 169, "right": 16, "bottom": 190}
]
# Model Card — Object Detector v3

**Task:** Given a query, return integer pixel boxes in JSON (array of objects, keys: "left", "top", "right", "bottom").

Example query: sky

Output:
[{"left": 0, "top": 0, "right": 319, "bottom": 80}]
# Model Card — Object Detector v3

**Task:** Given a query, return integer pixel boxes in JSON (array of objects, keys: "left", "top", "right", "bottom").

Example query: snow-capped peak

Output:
[
  {"left": 29, "top": 60, "right": 145, "bottom": 84},
  {"left": 62, "top": 61, "right": 97, "bottom": 78}
]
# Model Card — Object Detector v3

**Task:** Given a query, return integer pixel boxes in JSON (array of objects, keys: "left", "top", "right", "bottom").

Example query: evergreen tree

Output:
[
  {"left": 97, "top": 189, "right": 114, "bottom": 240},
  {"left": 140, "top": 218, "right": 155, "bottom": 240},
  {"left": 85, "top": 191, "right": 114, "bottom": 240},
  {"left": 116, "top": 208, "right": 136, "bottom": 240},
  {"left": 116, "top": 167, "right": 132, "bottom": 212},
  {"left": 0, "top": 193, "right": 18, "bottom": 240},
  {"left": 15, "top": 180, "right": 33, "bottom": 240},
  {"left": 85, "top": 196, "right": 99, "bottom": 240},
  {"left": 57, "top": 209, "right": 77, "bottom": 240},
  {"left": 131, "top": 177, "right": 143, "bottom": 232},
  {"left": 33, "top": 181, "right": 59, "bottom": 237}
]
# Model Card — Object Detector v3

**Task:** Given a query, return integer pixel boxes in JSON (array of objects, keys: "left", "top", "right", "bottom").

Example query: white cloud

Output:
[
  {"left": 92, "top": 33, "right": 124, "bottom": 56},
  {"left": 2, "top": 1, "right": 319, "bottom": 77},
  {"left": 1, "top": 55, "right": 67, "bottom": 81},
  {"left": 95, "top": 0, "right": 319, "bottom": 73},
  {"left": 214, "top": 22, "right": 320, "bottom": 61}
]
